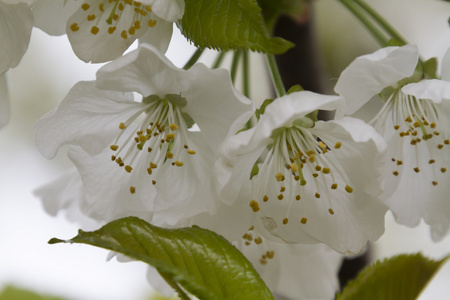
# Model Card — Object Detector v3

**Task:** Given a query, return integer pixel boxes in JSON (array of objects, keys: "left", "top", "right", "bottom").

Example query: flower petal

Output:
[
  {"left": 34, "top": 81, "right": 138, "bottom": 159},
  {"left": 0, "top": 1, "right": 33, "bottom": 73},
  {"left": 0, "top": 72, "right": 9, "bottom": 128},
  {"left": 147, "top": 0, "right": 184, "bottom": 22},
  {"left": 402, "top": 80, "right": 450, "bottom": 108},
  {"left": 335, "top": 45, "right": 419, "bottom": 116},
  {"left": 441, "top": 47, "right": 450, "bottom": 81},
  {"left": 31, "top": 0, "right": 79, "bottom": 36},
  {"left": 138, "top": 17, "right": 173, "bottom": 54}
]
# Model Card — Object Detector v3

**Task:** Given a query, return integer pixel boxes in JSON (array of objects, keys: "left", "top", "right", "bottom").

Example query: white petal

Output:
[
  {"left": 34, "top": 81, "right": 137, "bottom": 159},
  {"left": 402, "top": 79, "right": 450, "bottom": 105},
  {"left": 0, "top": 72, "right": 9, "bottom": 128},
  {"left": 31, "top": 0, "right": 79, "bottom": 36},
  {"left": 335, "top": 45, "right": 419, "bottom": 116},
  {"left": 68, "top": 146, "right": 155, "bottom": 222},
  {"left": 147, "top": 0, "right": 184, "bottom": 22},
  {"left": 441, "top": 47, "right": 450, "bottom": 81},
  {"left": 0, "top": 1, "right": 33, "bottom": 73},
  {"left": 236, "top": 235, "right": 342, "bottom": 300},
  {"left": 97, "top": 43, "right": 189, "bottom": 96},
  {"left": 138, "top": 18, "right": 173, "bottom": 54}
]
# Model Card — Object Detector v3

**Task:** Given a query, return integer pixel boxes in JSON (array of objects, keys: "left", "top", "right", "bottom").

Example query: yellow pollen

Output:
[
  {"left": 150, "top": 162, "right": 157, "bottom": 168},
  {"left": 315, "top": 165, "right": 322, "bottom": 171},
  {"left": 277, "top": 194, "right": 284, "bottom": 200},
  {"left": 175, "top": 161, "right": 184, "bottom": 167},
  {"left": 128, "top": 27, "right": 136, "bottom": 35},
  {"left": 113, "top": 14, "right": 119, "bottom": 21},
  {"left": 300, "top": 217, "right": 308, "bottom": 224},
  {"left": 152, "top": 180, "right": 156, "bottom": 185},
  {"left": 148, "top": 19, "right": 157, "bottom": 27},
  {"left": 413, "top": 122, "right": 420, "bottom": 128},
  {"left": 263, "top": 195, "right": 268, "bottom": 202},
  {"left": 81, "top": 3, "right": 90, "bottom": 10},
  {"left": 254, "top": 237, "right": 262, "bottom": 244},
  {"left": 312, "top": 173, "right": 319, "bottom": 178},
  {"left": 147, "top": 168, "right": 152, "bottom": 175},
  {"left": 118, "top": 2, "right": 124, "bottom": 10},
  {"left": 429, "top": 159, "right": 436, "bottom": 164},
  {"left": 291, "top": 163, "right": 298, "bottom": 172},
  {"left": 108, "top": 26, "right": 116, "bottom": 34},
  {"left": 430, "top": 122, "right": 436, "bottom": 128},
  {"left": 138, "top": 134, "right": 147, "bottom": 143},
  {"left": 282, "top": 218, "right": 289, "bottom": 225},
  {"left": 438, "top": 144, "right": 444, "bottom": 149},
  {"left": 334, "top": 142, "right": 342, "bottom": 149},
  {"left": 87, "top": 14, "right": 96, "bottom": 21},
  {"left": 130, "top": 186, "right": 135, "bottom": 194},
  {"left": 318, "top": 141, "right": 327, "bottom": 150},
  {"left": 266, "top": 251, "right": 274, "bottom": 259},
  {"left": 315, "top": 193, "right": 320, "bottom": 198},
  {"left": 187, "top": 150, "right": 196, "bottom": 155},
  {"left": 322, "top": 168, "right": 330, "bottom": 174},
  {"left": 414, "top": 167, "right": 420, "bottom": 173},
  {"left": 393, "top": 171, "right": 399, "bottom": 176},
  {"left": 70, "top": 23, "right": 80, "bottom": 31},
  {"left": 308, "top": 153, "right": 315, "bottom": 163},
  {"left": 345, "top": 185, "right": 353, "bottom": 193},
  {"left": 249, "top": 200, "right": 260, "bottom": 212},
  {"left": 119, "top": 122, "right": 127, "bottom": 129},
  {"left": 405, "top": 116, "right": 412, "bottom": 122},
  {"left": 394, "top": 125, "right": 400, "bottom": 130},
  {"left": 280, "top": 187, "right": 286, "bottom": 192},
  {"left": 166, "top": 133, "right": 175, "bottom": 140},
  {"left": 99, "top": 3, "right": 104, "bottom": 11},
  {"left": 110, "top": 145, "right": 119, "bottom": 151},
  {"left": 331, "top": 183, "right": 338, "bottom": 189},
  {"left": 125, "top": 165, "right": 133, "bottom": 173},
  {"left": 432, "top": 181, "right": 439, "bottom": 186},
  {"left": 445, "top": 139, "right": 449, "bottom": 144},
  {"left": 441, "top": 168, "right": 447, "bottom": 173},
  {"left": 294, "top": 175, "right": 300, "bottom": 181},
  {"left": 145, "top": 5, "right": 152, "bottom": 11},
  {"left": 397, "top": 160, "right": 403, "bottom": 165},
  {"left": 275, "top": 173, "right": 285, "bottom": 182},
  {"left": 111, "top": 155, "right": 116, "bottom": 161},
  {"left": 121, "top": 30, "right": 128, "bottom": 39},
  {"left": 134, "top": 21, "right": 141, "bottom": 30},
  {"left": 169, "top": 123, "right": 178, "bottom": 130},
  {"left": 296, "top": 195, "right": 301, "bottom": 200},
  {"left": 259, "top": 259, "right": 267, "bottom": 265},
  {"left": 147, "top": 147, "right": 152, "bottom": 152},
  {"left": 166, "top": 152, "right": 174, "bottom": 159},
  {"left": 328, "top": 208, "right": 335, "bottom": 215}
]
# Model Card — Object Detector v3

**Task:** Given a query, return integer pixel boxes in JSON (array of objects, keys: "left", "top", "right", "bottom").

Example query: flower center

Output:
[
  {"left": 70, "top": 0, "right": 157, "bottom": 39},
  {"left": 374, "top": 90, "right": 449, "bottom": 186},
  {"left": 249, "top": 123, "right": 352, "bottom": 226},
  {"left": 109, "top": 95, "right": 196, "bottom": 194}
]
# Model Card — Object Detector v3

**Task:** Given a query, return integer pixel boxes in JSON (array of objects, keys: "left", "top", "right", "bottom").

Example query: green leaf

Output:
[
  {"left": 49, "top": 217, "right": 274, "bottom": 300},
  {"left": 255, "top": 98, "right": 274, "bottom": 119},
  {"left": 0, "top": 285, "right": 65, "bottom": 300},
  {"left": 337, "top": 253, "right": 449, "bottom": 300},
  {"left": 422, "top": 57, "right": 438, "bottom": 79},
  {"left": 178, "top": 0, "right": 294, "bottom": 54}
]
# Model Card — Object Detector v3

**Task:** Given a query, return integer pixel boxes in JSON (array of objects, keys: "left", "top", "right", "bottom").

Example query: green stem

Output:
[
  {"left": 266, "top": 53, "right": 286, "bottom": 97},
  {"left": 242, "top": 51, "right": 250, "bottom": 98},
  {"left": 212, "top": 51, "right": 227, "bottom": 69},
  {"left": 338, "top": 0, "right": 389, "bottom": 46},
  {"left": 353, "top": 0, "right": 408, "bottom": 45},
  {"left": 230, "top": 51, "right": 241, "bottom": 84},
  {"left": 183, "top": 48, "right": 204, "bottom": 70},
  {"left": 158, "top": 271, "right": 191, "bottom": 300}
]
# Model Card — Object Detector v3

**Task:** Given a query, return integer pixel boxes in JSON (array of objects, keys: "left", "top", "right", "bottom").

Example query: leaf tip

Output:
[{"left": 48, "top": 238, "right": 66, "bottom": 244}]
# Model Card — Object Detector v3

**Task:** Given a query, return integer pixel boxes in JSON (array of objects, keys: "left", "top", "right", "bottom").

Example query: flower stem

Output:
[
  {"left": 338, "top": 0, "right": 389, "bottom": 46},
  {"left": 242, "top": 51, "right": 250, "bottom": 98},
  {"left": 353, "top": 0, "right": 408, "bottom": 45},
  {"left": 230, "top": 51, "right": 242, "bottom": 84},
  {"left": 183, "top": 48, "right": 204, "bottom": 70},
  {"left": 266, "top": 53, "right": 286, "bottom": 97},
  {"left": 212, "top": 51, "right": 227, "bottom": 69}
]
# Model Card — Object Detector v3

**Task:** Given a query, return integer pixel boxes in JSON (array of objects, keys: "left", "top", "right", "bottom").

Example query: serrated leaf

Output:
[
  {"left": 0, "top": 285, "right": 65, "bottom": 300},
  {"left": 49, "top": 217, "right": 274, "bottom": 300},
  {"left": 178, "top": 0, "right": 294, "bottom": 54},
  {"left": 337, "top": 253, "right": 449, "bottom": 300}
]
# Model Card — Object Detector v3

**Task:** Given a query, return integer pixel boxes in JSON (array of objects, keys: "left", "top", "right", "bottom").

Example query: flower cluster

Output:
[{"left": 4, "top": 0, "right": 450, "bottom": 299}]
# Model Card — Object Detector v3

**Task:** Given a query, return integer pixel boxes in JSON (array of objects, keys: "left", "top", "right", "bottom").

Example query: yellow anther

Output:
[
  {"left": 150, "top": 162, "right": 157, "bottom": 168},
  {"left": 108, "top": 26, "right": 116, "bottom": 34},
  {"left": 266, "top": 251, "right": 274, "bottom": 259},
  {"left": 394, "top": 125, "right": 400, "bottom": 130},
  {"left": 187, "top": 150, "right": 196, "bottom": 155},
  {"left": 166, "top": 133, "right": 175, "bottom": 140},
  {"left": 81, "top": 3, "right": 90, "bottom": 10},
  {"left": 145, "top": 5, "right": 152, "bottom": 11},
  {"left": 166, "top": 152, "right": 174, "bottom": 159},
  {"left": 125, "top": 165, "right": 133, "bottom": 173},
  {"left": 430, "top": 122, "right": 436, "bottom": 128},
  {"left": 121, "top": 30, "right": 128, "bottom": 39},
  {"left": 300, "top": 217, "right": 308, "bottom": 224},
  {"left": 118, "top": 2, "right": 124, "bottom": 10},
  {"left": 397, "top": 160, "right": 403, "bottom": 165},
  {"left": 124, "top": 0, "right": 132, "bottom": 4},
  {"left": 130, "top": 186, "right": 135, "bottom": 194},
  {"left": 134, "top": 20, "right": 141, "bottom": 29},
  {"left": 110, "top": 145, "right": 119, "bottom": 151},
  {"left": 70, "top": 23, "right": 80, "bottom": 32},
  {"left": 331, "top": 183, "right": 338, "bottom": 189},
  {"left": 134, "top": 1, "right": 142, "bottom": 6},
  {"left": 152, "top": 180, "right": 156, "bottom": 185},
  {"left": 405, "top": 116, "right": 412, "bottom": 122},
  {"left": 315, "top": 193, "right": 320, "bottom": 198},
  {"left": 138, "top": 134, "right": 147, "bottom": 143},
  {"left": 345, "top": 185, "right": 353, "bottom": 193},
  {"left": 113, "top": 14, "right": 119, "bottom": 21},
  {"left": 315, "top": 165, "right": 322, "bottom": 171},
  {"left": 147, "top": 167, "right": 152, "bottom": 175},
  {"left": 282, "top": 218, "right": 289, "bottom": 225},
  {"left": 312, "top": 173, "right": 319, "bottom": 178},
  {"left": 414, "top": 167, "right": 420, "bottom": 173},
  {"left": 291, "top": 163, "right": 298, "bottom": 172},
  {"left": 249, "top": 200, "right": 260, "bottom": 212},
  {"left": 263, "top": 195, "right": 268, "bottom": 202},
  {"left": 308, "top": 153, "right": 315, "bottom": 163},
  {"left": 294, "top": 175, "right": 300, "bottom": 181},
  {"left": 119, "top": 122, "right": 127, "bottom": 129},
  {"left": 328, "top": 208, "right": 335, "bottom": 215},
  {"left": 259, "top": 259, "right": 267, "bottom": 265},
  {"left": 128, "top": 27, "right": 136, "bottom": 35},
  {"left": 334, "top": 142, "right": 342, "bottom": 149},
  {"left": 296, "top": 195, "right": 301, "bottom": 200},
  {"left": 277, "top": 194, "right": 284, "bottom": 200},
  {"left": 87, "top": 14, "right": 96, "bottom": 21},
  {"left": 318, "top": 141, "right": 327, "bottom": 150},
  {"left": 413, "top": 122, "right": 420, "bottom": 128},
  {"left": 148, "top": 19, "right": 157, "bottom": 27},
  {"left": 254, "top": 237, "right": 262, "bottom": 244},
  {"left": 275, "top": 173, "right": 285, "bottom": 182},
  {"left": 393, "top": 171, "right": 399, "bottom": 176},
  {"left": 111, "top": 155, "right": 116, "bottom": 161},
  {"left": 322, "top": 168, "right": 330, "bottom": 174},
  {"left": 175, "top": 161, "right": 184, "bottom": 167},
  {"left": 429, "top": 159, "right": 436, "bottom": 164},
  {"left": 438, "top": 144, "right": 444, "bottom": 149},
  {"left": 280, "top": 187, "right": 286, "bottom": 192},
  {"left": 441, "top": 168, "right": 447, "bottom": 173},
  {"left": 432, "top": 181, "right": 439, "bottom": 186},
  {"left": 445, "top": 139, "right": 449, "bottom": 144},
  {"left": 99, "top": 3, "right": 104, "bottom": 11}
]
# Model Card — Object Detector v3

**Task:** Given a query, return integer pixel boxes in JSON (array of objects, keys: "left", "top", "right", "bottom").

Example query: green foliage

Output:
[
  {"left": 257, "top": 0, "right": 309, "bottom": 28},
  {"left": 337, "top": 253, "right": 449, "bottom": 300},
  {"left": 422, "top": 57, "right": 438, "bottom": 79},
  {"left": 0, "top": 285, "right": 64, "bottom": 300},
  {"left": 49, "top": 217, "right": 274, "bottom": 300},
  {"left": 256, "top": 98, "right": 274, "bottom": 119},
  {"left": 178, "top": 0, "right": 294, "bottom": 54}
]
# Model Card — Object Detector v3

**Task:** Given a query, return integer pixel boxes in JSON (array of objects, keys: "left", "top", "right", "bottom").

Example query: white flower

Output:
[
  {"left": 35, "top": 43, "right": 253, "bottom": 225},
  {"left": 31, "top": 0, "right": 183, "bottom": 62},
  {"left": 335, "top": 45, "right": 450, "bottom": 241},
  {"left": 217, "top": 91, "right": 387, "bottom": 254},
  {"left": 0, "top": 0, "right": 33, "bottom": 128},
  {"left": 236, "top": 227, "right": 342, "bottom": 300}
]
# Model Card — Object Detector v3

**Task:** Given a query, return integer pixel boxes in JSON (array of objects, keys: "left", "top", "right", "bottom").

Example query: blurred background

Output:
[{"left": 1, "top": 0, "right": 450, "bottom": 299}]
